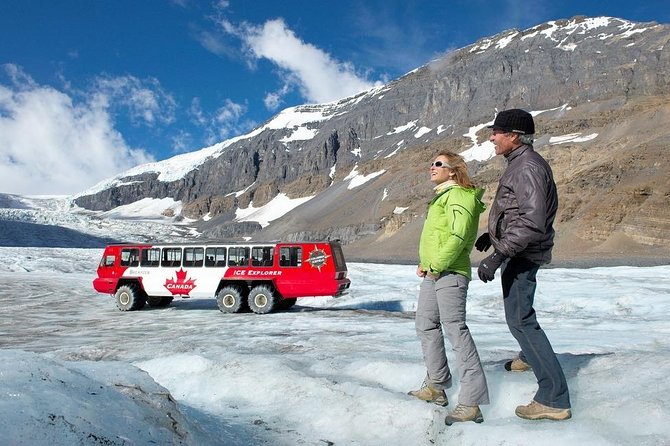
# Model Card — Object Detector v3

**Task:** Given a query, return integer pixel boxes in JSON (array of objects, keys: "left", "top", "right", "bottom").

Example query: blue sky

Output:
[{"left": 1, "top": 0, "right": 669, "bottom": 195}]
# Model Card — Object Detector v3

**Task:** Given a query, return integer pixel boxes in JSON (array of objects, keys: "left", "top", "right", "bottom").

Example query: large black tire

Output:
[
  {"left": 147, "top": 296, "right": 173, "bottom": 308},
  {"left": 216, "top": 286, "right": 246, "bottom": 313},
  {"left": 115, "top": 284, "right": 146, "bottom": 311},
  {"left": 247, "top": 285, "right": 278, "bottom": 314}
]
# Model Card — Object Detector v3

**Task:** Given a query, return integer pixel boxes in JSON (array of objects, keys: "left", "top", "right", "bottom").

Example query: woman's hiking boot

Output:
[
  {"left": 444, "top": 404, "right": 484, "bottom": 425},
  {"left": 408, "top": 381, "right": 448, "bottom": 406}
]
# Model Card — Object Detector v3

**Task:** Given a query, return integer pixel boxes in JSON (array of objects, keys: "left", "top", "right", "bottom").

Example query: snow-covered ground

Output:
[{"left": 1, "top": 245, "right": 669, "bottom": 445}]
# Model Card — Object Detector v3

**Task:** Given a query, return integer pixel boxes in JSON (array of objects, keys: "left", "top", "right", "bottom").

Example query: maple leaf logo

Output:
[{"left": 164, "top": 268, "right": 197, "bottom": 295}]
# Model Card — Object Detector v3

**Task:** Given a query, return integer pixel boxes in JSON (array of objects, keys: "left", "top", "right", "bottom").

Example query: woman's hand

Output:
[{"left": 418, "top": 264, "right": 439, "bottom": 279}]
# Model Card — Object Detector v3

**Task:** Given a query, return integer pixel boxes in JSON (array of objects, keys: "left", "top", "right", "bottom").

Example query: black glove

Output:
[
  {"left": 475, "top": 233, "right": 491, "bottom": 252},
  {"left": 478, "top": 251, "right": 506, "bottom": 282}
]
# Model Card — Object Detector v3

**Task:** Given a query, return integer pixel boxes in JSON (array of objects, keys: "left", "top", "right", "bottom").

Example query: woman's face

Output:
[{"left": 430, "top": 155, "right": 453, "bottom": 184}]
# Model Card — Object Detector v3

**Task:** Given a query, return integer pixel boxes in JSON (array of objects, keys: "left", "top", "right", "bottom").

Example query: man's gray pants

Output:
[
  {"left": 415, "top": 273, "right": 490, "bottom": 406},
  {"left": 502, "top": 257, "right": 571, "bottom": 409}
]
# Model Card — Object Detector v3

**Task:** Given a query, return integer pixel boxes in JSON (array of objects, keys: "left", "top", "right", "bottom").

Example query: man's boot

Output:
[
  {"left": 408, "top": 381, "right": 448, "bottom": 406},
  {"left": 515, "top": 400, "right": 572, "bottom": 421},
  {"left": 504, "top": 356, "right": 532, "bottom": 372},
  {"left": 444, "top": 404, "right": 484, "bottom": 425}
]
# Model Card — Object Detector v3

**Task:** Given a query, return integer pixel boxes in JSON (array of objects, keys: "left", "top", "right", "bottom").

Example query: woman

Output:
[{"left": 408, "top": 151, "right": 490, "bottom": 425}]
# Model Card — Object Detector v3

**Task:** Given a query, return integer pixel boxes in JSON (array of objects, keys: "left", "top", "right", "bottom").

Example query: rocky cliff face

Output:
[{"left": 74, "top": 17, "right": 670, "bottom": 263}]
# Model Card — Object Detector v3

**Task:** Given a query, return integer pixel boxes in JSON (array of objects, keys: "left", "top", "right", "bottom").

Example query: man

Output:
[{"left": 476, "top": 108, "right": 571, "bottom": 421}]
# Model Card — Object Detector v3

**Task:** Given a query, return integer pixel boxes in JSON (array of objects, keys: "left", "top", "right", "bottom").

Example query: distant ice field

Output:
[{"left": 1, "top": 247, "right": 669, "bottom": 445}]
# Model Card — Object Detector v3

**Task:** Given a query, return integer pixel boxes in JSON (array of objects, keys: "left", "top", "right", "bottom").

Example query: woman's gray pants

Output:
[{"left": 415, "top": 272, "right": 490, "bottom": 406}]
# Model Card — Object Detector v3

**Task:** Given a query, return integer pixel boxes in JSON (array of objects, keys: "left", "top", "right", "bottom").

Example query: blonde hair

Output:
[{"left": 436, "top": 151, "right": 475, "bottom": 189}]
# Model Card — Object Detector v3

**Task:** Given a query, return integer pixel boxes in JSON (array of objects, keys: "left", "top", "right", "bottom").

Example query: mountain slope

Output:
[{"left": 72, "top": 16, "right": 670, "bottom": 264}]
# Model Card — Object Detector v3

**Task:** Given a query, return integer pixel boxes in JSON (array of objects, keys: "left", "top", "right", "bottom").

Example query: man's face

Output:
[{"left": 489, "top": 129, "right": 521, "bottom": 156}]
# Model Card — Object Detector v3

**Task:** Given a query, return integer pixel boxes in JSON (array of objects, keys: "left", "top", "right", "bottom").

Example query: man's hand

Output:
[
  {"left": 478, "top": 251, "right": 506, "bottom": 282},
  {"left": 475, "top": 233, "right": 492, "bottom": 252},
  {"left": 416, "top": 265, "right": 427, "bottom": 278}
]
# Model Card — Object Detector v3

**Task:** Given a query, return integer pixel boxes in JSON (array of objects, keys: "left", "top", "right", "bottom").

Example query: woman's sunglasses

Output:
[{"left": 430, "top": 161, "right": 450, "bottom": 168}]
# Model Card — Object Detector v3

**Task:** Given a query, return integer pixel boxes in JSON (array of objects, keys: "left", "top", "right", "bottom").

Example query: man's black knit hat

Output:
[{"left": 488, "top": 109, "right": 535, "bottom": 135}]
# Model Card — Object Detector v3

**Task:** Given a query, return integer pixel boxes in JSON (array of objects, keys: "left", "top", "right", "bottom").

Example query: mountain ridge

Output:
[{"left": 63, "top": 16, "right": 670, "bottom": 264}]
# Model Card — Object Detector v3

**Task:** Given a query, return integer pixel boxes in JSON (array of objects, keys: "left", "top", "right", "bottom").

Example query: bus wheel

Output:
[
  {"left": 248, "top": 285, "right": 277, "bottom": 314},
  {"left": 216, "top": 286, "right": 245, "bottom": 313},
  {"left": 147, "top": 296, "right": 173, "bottom": 308},
  {"left": 115, "top": 284, "right": 146, "bottom": 311}
]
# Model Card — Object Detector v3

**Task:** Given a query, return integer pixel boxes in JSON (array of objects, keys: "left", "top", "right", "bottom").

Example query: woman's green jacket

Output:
[{"left": 419, "top": 185, "right": 486, "bottom": 279}]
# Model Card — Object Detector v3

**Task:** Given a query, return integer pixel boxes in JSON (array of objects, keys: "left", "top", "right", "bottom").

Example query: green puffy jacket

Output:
[{"left": 419, "top": 185, "right": 486, "bottom": 279}]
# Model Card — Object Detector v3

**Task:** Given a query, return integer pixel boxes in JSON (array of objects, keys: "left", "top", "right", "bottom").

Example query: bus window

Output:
[
  {"left": 141, "top": 248, "right": 160, "bottom": 267},
  {"left": 228, "top": 247, "right": 249, "bottom": 266},
  {"left": 205, "top": 247, "right": 227, "bottom": 267},
  {"left": 183, "top": 247, "right": 204, "bottom": 267},
  {"left": 120, "top": 248, "right": 140, "bottom": 267},
  {"left": 161, "top": 248, "right": 182, "bottom": 267},
  {"left": 252, "top": 246, "right": 274, "bottom": 267},
  {"left": 279, "top": 247, "right": 302, "bottom": 267},
  {"left": 330, "top": 242, "right": 347, "bottom": 271}
]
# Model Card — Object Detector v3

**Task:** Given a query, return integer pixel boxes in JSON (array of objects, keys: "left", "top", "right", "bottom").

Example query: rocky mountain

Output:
[{"left": 73, "top": 16, "right": 670, "bottom": 265}]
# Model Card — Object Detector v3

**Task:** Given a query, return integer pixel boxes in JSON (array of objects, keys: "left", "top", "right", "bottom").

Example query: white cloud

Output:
[
  {"left": 214, "top": 0, "right": 230, "bottom": 11},
  {"left": 263, "top": 83, "right": 291, "bottom": 111},
  {"left": 193, "top": 29, "right": 237, "bottom": 59},
  {"left": 213, "top": 99, "right": 249, "bottom": 140},
  {"left": 0, "top": 65, "right": 153, "bottom": 195},
  {"left": 224, "top": 18, "right": 381, "bottom": 106},
  {"left": 168, "top": 0, "right": 190, "bottom": 8},
  {"left": 188, "top": 97, "right": 207, "bottom": 126},
  {"left": 92, "top": 75, "right": 176, "bottom": 126},
  {"left": 263, "top": 91, "right": 282, "bottom": 110},
  {"left": 188, "top": 96, "right": 254, "bottom": 144},
  {"left": 214, "top": 99, "right": 245, "bottom": 125},
  {"left": 170, "top": 130, "right": 194, "bottom": 154},
  {"left": 3, "top": 63, "right": 37, "bottom": 88}
]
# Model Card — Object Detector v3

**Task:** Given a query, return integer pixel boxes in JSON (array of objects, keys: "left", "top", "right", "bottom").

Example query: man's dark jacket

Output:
[{"left": 488, "top": 145, "right": 558, "bottom": 265}]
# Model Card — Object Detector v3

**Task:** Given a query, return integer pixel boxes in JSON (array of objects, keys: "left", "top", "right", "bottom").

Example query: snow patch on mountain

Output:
[
  {"left": 344, "top": 166, "right": 386, "bottom": 190},
  {"left": 235, "top": 193, "right": 315, "bottom": 228}
]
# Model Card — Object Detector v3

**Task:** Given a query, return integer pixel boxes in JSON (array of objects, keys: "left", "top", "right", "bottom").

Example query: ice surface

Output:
[{"left": 1, "top": 245, "right": 669, "bottom": 445}]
